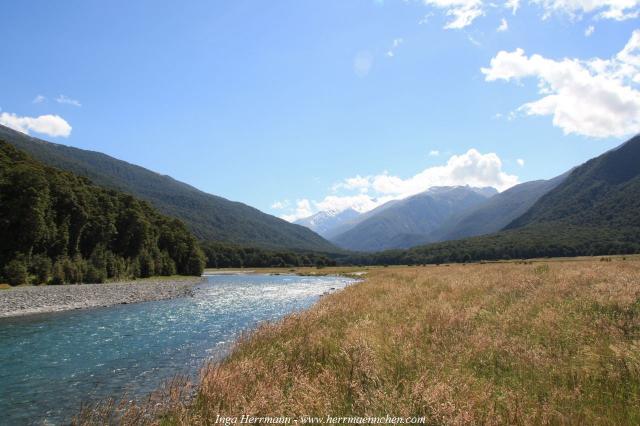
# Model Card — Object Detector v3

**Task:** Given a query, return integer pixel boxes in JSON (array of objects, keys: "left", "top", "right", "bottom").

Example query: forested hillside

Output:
[
  {"left": 200, "top": 242, "right": 338, "bottom": 268},
  {"left": 0, "top": 125, "right": 337, "bottom": 253},
  {"left": 506, "top": 135, "right": 640, "bottom": 230},
  {"left": 0, "top": 141, "right": 205, "bottom": 285}
]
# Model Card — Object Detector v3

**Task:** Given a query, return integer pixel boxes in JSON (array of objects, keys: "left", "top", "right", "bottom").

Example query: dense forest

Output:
[
  {"left": 0, "top": 141, "right": 205, "bottom": 286},
  {"left": 200, "top": 242, "right": 338, "bottom": 268},
  {"left": 343, "top": 224, "right": 640, "bottom": 266}
]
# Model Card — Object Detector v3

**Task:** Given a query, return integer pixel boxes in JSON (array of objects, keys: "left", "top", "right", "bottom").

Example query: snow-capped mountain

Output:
[{"left": 294, "top": 208, "right": 360, "bottom": 238}]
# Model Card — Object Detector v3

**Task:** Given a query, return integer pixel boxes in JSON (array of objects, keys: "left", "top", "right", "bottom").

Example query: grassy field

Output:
[{"left": 79, "top": 258, "right": 640, "bottom": 425}]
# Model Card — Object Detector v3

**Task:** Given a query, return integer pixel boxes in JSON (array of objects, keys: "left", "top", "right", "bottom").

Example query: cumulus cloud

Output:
[
  {"left": 516, "top": 158, "right": 525, "bottom": 166},
  {"left": 32, "top": 95, "right": 46, "bottom": 104},
  {"left": 0, "top": 111, "right": 72, "bottom": 137},
  {"left": 481, "top": 30, "right": 640, "bottom": 138},
  {"left": 56, "top": 94, "right": 82, "bottom": 107},
  {"left": 423, "top": 0, "right": 485, "bottom": 29},
  {"left": 429, "top": 150, "right": 440, "bottom": 156},
  {"left": 497, "top": 18, "right": 509, "bottom": 31},
  {"left": 358, "top": 148, "right": 518, "bottom": 195},
  {"left": 279, "top": 149, "right": 519, "bottom": 221}
]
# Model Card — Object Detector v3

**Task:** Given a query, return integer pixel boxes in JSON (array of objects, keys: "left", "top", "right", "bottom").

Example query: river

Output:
[{"left": 0, "top": 274, "right": 354, "bottom": 425}]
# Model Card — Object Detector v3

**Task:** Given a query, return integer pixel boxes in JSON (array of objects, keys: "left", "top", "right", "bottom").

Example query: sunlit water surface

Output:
[{"left": 0, "top": 274, "right": 354, "bottom": 425}]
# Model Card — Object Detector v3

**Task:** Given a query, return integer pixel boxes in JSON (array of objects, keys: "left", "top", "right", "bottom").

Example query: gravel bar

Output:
[{"left": 0, "top": 277, "right": 204, "bottom": 318}]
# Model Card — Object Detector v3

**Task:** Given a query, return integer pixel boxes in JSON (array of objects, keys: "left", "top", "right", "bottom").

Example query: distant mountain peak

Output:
[
  {"left": 425, "top": 185, "right": 498, "bottom": 197},
  {"left": 295, "top": 208, "right": 360, "bottom": 238}
]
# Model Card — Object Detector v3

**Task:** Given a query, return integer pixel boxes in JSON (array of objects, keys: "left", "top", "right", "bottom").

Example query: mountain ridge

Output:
[
  {"left": 329, "top": 186, "right": 497, "bottom": 251},
  {"left": 0, "top": 125, "right": 338, "bottom": 253}
]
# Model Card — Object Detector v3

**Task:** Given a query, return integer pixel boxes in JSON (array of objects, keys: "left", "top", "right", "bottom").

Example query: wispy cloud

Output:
[
  {"left": 32, "top": 95, "right": 46, "bottom": 104},
  {"left": 386, "top": 38, "right": 404, "bottom": 57},
  {"left": 423, "top": 0, "right": 485, "bottom": 29},
  {"left": 419, "top": 0, "right": 639, "bottom": 31},
  {"left": 56, "top": 94, "right": 82, "bottom": 107},
  {"left": 271, "top": 200, "right": 289, "bottom": 209}
]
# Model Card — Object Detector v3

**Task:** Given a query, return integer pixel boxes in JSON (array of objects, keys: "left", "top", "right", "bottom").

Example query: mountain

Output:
[
  {"left": 351, "top": 135, "right": 640, "bottom": 265},
  {"left": 330, "top": 186, "right": 497, "bottom": 252},
  {"left": 294, "top": 208, "right": 360, "bottom": 238},
  {"left": 506, "top": 135, "right": 640, "bottom": 232},
  {"left": 323, "top": 199, "right": 401, "bottom": 240},
  {"left": 0, "top": 125, "right": 337, "bottom": 253},
  {"left": 429, "top": 173, "right": 568, "bottom": 242},
  {"left": 0, "top": 141, "right": 205, "bottom": 285}
]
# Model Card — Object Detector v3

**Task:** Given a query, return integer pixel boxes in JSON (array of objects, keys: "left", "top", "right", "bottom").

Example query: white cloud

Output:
[
  {"left": 585, "top": 25, "right": 595, "bottom": 37},
  {"left": 281, "top": 199, "right": 313, "bottom": 222},
  {"left": 271, "top": 200, "right": 289, "bottom": 210},
  {"left": 354, "top": 51, "right": 374, "bottom": 77},
  {"left": 420, "top": 0, "right": 636, "bottom": 31},
  {"left": 468, "top": 35, "right": 482, "bottom": 46},
  {"left": 56, "top": 95, "right": 82, "bottom": 107},
  {"left": 423, "top": 0, "right": 485, "bottom": 29},
  {"left": 387, "top": 38, "right": 404, "bottom": 58},
  {"left": 32, "top": 95, "right": 46, "bottom": 104},
  {"left": 280, "top": 149, "right": 519, "bottom": 221},
  {"left": 0, "top": 112, "right": 72, "bottom": 137},
  {"left": 481, "top": 30, "right": 640, "bottom": 138},
  {"left": 505, "top": 0, "right": 520, "bottom": 14},
  {"left": 531, "top": 0, "right": 640, "bottom": 20},
  {"left": 315, "top": 194, "right": 388, "bottom": 214},
  {"left": 362, "top": 148, "right": 518, "bottom": 195},
  {"left": 497, "top": 18, "right": 509, "bottom": 31},
  {"left": 332, "top": 175, "right": 371, "bottom": 192},
  {"left": 516, "top": 158, "right": 525, "bottom": 166},
  {"left": 429, "top": 149, "right": 440, "bottom": 156}
]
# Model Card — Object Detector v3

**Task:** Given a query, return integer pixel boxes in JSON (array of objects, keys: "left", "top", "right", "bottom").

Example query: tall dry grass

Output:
[{"left": 76, "top": 259, "right": 640, "bottom": 425}]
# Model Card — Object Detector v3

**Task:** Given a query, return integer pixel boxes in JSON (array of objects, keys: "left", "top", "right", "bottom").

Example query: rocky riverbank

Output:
[{"left": 0, "top": 277, "right": 204, "bottom": 318}]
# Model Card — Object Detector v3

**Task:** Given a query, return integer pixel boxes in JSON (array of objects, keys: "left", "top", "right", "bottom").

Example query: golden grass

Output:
[{"left": 77, "top": 259, "right": 640, "bottom": 425}]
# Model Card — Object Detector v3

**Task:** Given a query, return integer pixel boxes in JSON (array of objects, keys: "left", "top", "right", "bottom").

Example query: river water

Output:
[{"left": 0, "top": 274, "right": 354, "bottom": 425}]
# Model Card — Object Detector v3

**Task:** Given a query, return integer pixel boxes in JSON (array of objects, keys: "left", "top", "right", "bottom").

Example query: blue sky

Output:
[{"left": 1, "top": 1, "right": 639, "bottom": 221}]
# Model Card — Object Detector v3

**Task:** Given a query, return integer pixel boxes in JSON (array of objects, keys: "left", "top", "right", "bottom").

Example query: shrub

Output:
[
  {"left": 85, "top": 265, "right": 107, "bottom": 284},
  {"left": 51, "top": 260, "right": 65, "bottom": 285},
  {"left": 30, "top": 254, "right": 52, "bottom": 284},
  {"left": 4, "top": 259, "right": 28, "bottom": 286}
]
